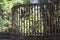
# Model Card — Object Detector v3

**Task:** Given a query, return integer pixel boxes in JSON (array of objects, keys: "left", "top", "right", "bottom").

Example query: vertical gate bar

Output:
[
  {"left": 26, "top": 5, "right": 27, "bottom": 36},
  {"left": 22, "top": 7, "right": 24, "bottom": 35},
  {"left": 32, "top": 4, "right": 33, "bottom": 36},
  {"left": 25, "top": 5, "right": 27, "bottom": 36},
  {"left": 17, "top": 8, "right": 19, "bottom": 33},
  {"left": 21, "top": 8, "right": 22, "bottom": 36},
  {"left": 53, "top": 7, "right": 54, "bottom": 36},
  {"left": 34, "top": 4, "right": 35, "bottom": 36},
  {"left": 38, "top": 13, "right": 40, "bottom": 40},
  {"left": 40, "top": 4, "right": 42, "bottom": 36},
  {"left": 38, "top": 4, "right": 40, "bottom": 36},
  {"left": 35, "top": 4, "right": 36, "bottom": 36},
  {"left": 53, "top": 4, "right": 56, "bottom": 39},
  {"left": 37, "top": 4, "right": 38, "bottom": 36},
  {"left": 37, "top": 5, "right": 39, "bottom": 36},
  {"left": 35, "top": 4, "right": 37, "bottom": 36},
  {"left": 29, "top": 5, "right": 30, "bottom": 36},
  {"left": 59, "top": 4, "right": 60, "bottom": 36},
  {"left": 23, "top": 6, "right": 24, "bottom": 36},
  {"left": 52, "top": 10, "right": 53, "bottom": 36},
  {"left": 40, "top": 4, "right": 43, "bottom": 36},
  {"left": 50, "top": 5, "right": 52, "bottom": 37},
  {"left": 56, "top": 15, "right": 58, "bottom": 36},
  {"left": 57, "top": 3, "right": 60, "bottom": 36},
  {"left": 18, "top": 8, "right": 20, "bottom": 33},
  {"left": 58, "top": 4, "right": 60, "bottom": 36},
  {"left": 55, "top": 4, "right": 56, "bottom": 37},
  {"left": 42, "top": 4, "right": 46, "bottom": 36},
  {"left": 20, "top": 7, "right": 22, "bottom": 35},
  {"left": 38, "top": 4, "right": 39, "bottom": 36},
  {"left": 24, "top": 5, "right": 25, "bottom": 36},
  {"left": 48, "top": 4, "right": 50, "bottom": 36},
  {"left": 58, "top": 4, "right": 59, "bottom": 36},
  {"left": 16, "top": 8, "right": 18, "bottom": 33},
  {"left": 54, "top": 4, "right": 55, "bottom": 37},
  {"left": 33, "top": 4, "right": 35, "bottom": 36},
  {"left": 19, "top": 7, "right": 21, "bottom": 40},
  {"left": 29, "top": 5, "right": 31, "bottom": 36},
  {"left": 55, "top": 4, "right": 58, "bottom": 39},
  {"left": 43, "top": 4, "right": 45, "bottom": 36},
  {"left": 42, "top": 4, "right": 44, "bottom": 36},
  {"left": 46, "top": 4, "right": 47, "bottom": 36},
  {"left": 39, "top": 4, "right": 41, "bottom": 36},
  {"left": 32, "top": 4, "right": 34, "bottom": 36},
  {"left": 55, "top": 4, "right": 57, "bottom": 36},
  {"left": 50, "top": 3, "right": 54, "bottom": 37},
  {"left": 24, "top": 6, "right": 26, "bottom": 36},
  {"left": 27, "top": 5, "right": 29, "bottom": 36},
  {"left": 34, "top": 4, "right": 36, "bottom": 36},
  {"left": 25, "top": 5, "right": 26, "bottom": 36},
  {"left": 36, "top": 4, "right": 37, "bottom": 36},
  {"left": 28, "top": 5, "right": 30, "bottom": 36},
  {"left": 55, "top": 4, "right": 56, "bottom": 36},
  {"left": 47, "top": 4, "right": 49, "bottom": 37}
]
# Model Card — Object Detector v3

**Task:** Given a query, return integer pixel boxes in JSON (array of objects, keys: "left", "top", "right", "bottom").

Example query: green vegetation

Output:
[
  {"left": 0, "top": 0, "right": 13, "bottom": 32},
  {"left": 0, "top": 0, "right": 32, "bottom": 32}
]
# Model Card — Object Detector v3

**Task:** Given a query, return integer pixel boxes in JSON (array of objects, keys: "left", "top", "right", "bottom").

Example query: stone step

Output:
[
  {"left": 0, "top": 35, "right": 11, "bottom": 39},
  {"left": 0, "top": 39, "right": 10, "bottom": 40},
  {"left": 0, "top": 32, "right": 11, "bottom": 39}
]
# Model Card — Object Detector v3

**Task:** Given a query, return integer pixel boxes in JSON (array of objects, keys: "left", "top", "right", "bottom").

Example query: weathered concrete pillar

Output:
[{"left": 11, "top": 8, "right": 18, "bottom": 40}]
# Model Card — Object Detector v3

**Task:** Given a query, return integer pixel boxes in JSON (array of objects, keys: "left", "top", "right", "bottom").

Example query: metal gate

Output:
[{"left": 11, "top": 3, "right": 60, "bottom": 40}]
